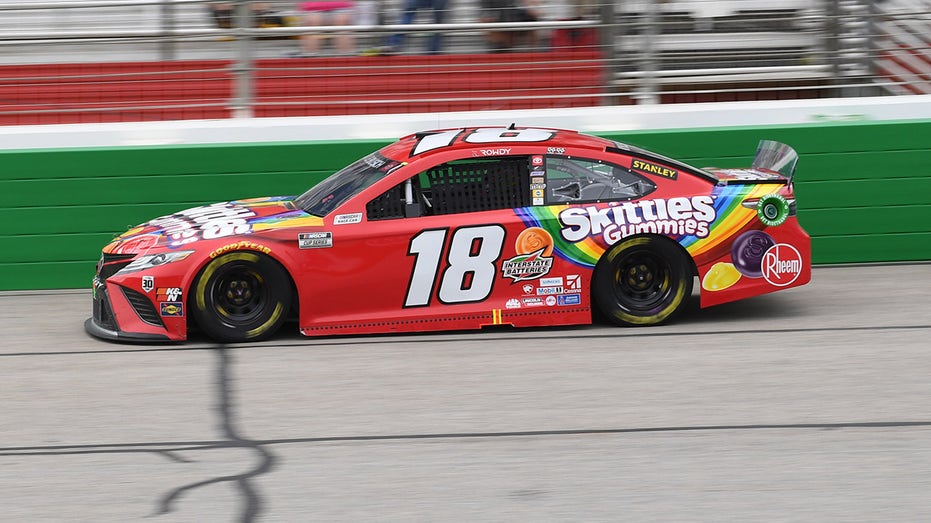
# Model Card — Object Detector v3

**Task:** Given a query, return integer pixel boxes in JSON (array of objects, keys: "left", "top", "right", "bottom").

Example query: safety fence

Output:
[{"left": 1, "top": 0, "right": 929, "bottom": 124}]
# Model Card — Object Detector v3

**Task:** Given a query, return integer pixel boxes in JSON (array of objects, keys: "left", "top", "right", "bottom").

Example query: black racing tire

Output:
[
  {"left": 191, "top": 251, "right": 292, "bottom": 342},
  {"left": 592, "top": 236, "right": 693, "bottom": 327}
]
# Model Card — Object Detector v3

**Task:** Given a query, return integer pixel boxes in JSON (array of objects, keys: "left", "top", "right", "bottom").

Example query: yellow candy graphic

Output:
[{"left": 702, "top": 262, "right": 741, "bottom": 291}]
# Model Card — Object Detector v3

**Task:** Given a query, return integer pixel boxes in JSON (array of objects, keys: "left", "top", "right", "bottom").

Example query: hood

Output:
[{"left": 103, "top": 197, "right": 323, "bottom": 255}]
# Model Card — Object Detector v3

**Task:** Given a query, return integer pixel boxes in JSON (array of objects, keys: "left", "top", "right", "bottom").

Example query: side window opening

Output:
[
  {"left": 366, "top": 157, "right": 530, "bottom": 220},
  {"left": 366, "top": 177, "right": 425, "bottom": 221},
  {"left": 545, "top": 157, "right": 657, "bottom": 204},
  {"left": 425, "top": 157, "right": 530, "bottom": 215}
]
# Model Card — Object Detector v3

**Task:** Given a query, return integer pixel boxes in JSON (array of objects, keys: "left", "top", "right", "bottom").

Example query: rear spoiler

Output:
[{"left": 752, "top": 140, "right": 798, "bottom": 186}]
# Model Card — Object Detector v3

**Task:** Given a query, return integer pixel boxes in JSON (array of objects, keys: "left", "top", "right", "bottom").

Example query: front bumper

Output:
[
  {"left": 84, "top": 279, "right": 172, "bottom": 343},
  {"left": 85, "top": 276, "right": 180, "bottom": 343},
  {"left": 84, "top": 317, "right": 171, "bottom": 342}
]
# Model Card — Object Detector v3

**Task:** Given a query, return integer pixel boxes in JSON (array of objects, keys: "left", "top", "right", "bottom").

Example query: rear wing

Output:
[{"left": 752, "top": 141, "right": 799, "bottom": 186}]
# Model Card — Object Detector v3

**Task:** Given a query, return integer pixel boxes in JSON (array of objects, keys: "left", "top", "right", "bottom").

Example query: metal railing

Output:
[{"left": 0, "top": 0, "right": 929, "bottom": 125}]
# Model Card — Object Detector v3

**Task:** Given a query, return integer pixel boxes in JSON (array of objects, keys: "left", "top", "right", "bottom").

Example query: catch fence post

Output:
[{"left": 231, "top": 0, "right": 255, "bottom": 118}]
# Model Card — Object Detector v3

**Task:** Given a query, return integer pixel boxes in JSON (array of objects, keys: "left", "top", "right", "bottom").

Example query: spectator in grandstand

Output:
[
  {"left": 208, "top": 2, "right": 283, "bottom": 29},
  {"left": 382, "top": 0, "right": 449, "bottom": 55},
  {"left": 549, "top": 0, "right": 599, "bottom": 51},
  {"left": 296, "top": 1, "right": 358, "bottom": 55},
  {"left": 479, "top": 0, "right": 542, "bottom": 52}
]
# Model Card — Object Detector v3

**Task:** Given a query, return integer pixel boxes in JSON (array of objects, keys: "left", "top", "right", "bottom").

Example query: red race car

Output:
[{"left": 86, "top": 126, "right": 811, "bottom": 342}]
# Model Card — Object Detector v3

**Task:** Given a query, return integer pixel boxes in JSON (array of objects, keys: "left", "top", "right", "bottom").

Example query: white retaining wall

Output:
[{"left": 2, "top": 95, "right": 930, "bottom": 150}]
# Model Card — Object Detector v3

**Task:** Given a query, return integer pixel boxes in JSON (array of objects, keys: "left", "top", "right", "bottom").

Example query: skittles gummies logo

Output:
[{"left": 501, "top": 227, "right": 555, "bottom": 282}]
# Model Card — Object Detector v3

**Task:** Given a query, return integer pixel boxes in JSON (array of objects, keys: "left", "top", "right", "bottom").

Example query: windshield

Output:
[{"left": 294, "top": 152, "right": 401, "bottom": 216}]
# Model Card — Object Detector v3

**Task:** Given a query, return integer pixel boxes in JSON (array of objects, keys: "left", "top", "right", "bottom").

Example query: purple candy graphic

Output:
[{"left": 731, "top": 230, "right": 776, "bottom": 278}]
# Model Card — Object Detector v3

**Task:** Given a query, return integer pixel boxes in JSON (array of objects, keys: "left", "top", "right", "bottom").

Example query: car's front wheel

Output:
[
  {"left": 191, "top": 251, "right": 291, "bottom": 342},
  {"left": 592, "top": 236, "right": 693, "bottom": 326}
]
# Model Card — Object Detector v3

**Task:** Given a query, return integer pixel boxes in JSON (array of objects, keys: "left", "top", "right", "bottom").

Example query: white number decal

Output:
[
  {"left": 463, "top": 128, "right": 554, "bottom": 144},
  {"left": 405, "top": 229, "right": 446, "bottom": 307},
  {"left": 405, "top": 226, "right": 506, "bottom": 307},
  {"left": 438, "top": 226, "right": 505, "bottom": 304},
  {"left": 412, "top": 130, "right": 463, "bottom": 155},
  {"left": 411, "top": 127, "right": 555, "bottom": 155}
]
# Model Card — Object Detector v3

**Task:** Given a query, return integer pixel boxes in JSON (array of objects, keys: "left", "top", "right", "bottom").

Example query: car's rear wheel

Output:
[
  {"left": 191, "top": 252, "right": 291, "bottom": 342},
  {"left": 593, "top": 236, "right": 692, "bottom": 326}
]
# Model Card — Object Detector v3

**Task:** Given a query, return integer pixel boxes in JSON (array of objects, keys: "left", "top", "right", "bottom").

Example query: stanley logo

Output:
[{"left": 632, "top": 159, "right": 678, "bottom": 180}]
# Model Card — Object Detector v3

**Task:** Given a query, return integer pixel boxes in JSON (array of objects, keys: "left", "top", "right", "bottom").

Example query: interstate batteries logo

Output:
[
  {"left": 558, "top": 196, "right": 717, "bottom": 244},
  {"left": 502, "top": 228, "right": 554, "bottom": 282},
  {"left": 761, "top": 243, "right": 803, "bottom": 286}
]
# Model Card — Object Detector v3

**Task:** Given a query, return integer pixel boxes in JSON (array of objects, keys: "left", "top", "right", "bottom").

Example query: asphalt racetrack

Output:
[{"left": 2, "top": 264, "right": 930, "bottom": 522}]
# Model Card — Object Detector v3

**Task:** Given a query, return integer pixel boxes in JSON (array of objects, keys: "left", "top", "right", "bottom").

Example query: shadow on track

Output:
[{"left": 150, "top": 347, "right": 276, "bottom": 522}]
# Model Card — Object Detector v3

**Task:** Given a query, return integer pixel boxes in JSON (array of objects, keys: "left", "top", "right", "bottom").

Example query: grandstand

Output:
[{"left": 0, "top": 1, "right": 928, "bottom": 124}]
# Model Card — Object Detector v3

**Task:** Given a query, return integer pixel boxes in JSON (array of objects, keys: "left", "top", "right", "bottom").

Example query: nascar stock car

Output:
[{"left": 86, "top": 126, "right": 811, "bottom": 343}]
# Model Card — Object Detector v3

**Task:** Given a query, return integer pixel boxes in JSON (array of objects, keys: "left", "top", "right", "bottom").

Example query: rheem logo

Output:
[{"left": 762, "top": 244, "right": 803, "bottom": 287}]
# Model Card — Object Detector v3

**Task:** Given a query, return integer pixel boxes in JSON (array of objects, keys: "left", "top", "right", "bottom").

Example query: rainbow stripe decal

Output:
[
  {"left": 516, "top": 206, "right": 601, "bottom": 268},
  {"left": 684, "top": 184, "right": 772, "bottom": 264},
  {"left": 516, "top": 184, "right": 772, "bottom": 268}
]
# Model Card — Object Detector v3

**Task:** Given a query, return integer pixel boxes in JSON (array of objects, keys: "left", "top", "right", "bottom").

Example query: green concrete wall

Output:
[{"left": 3, "top": 119, "right": 929, "bottom": 291}]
